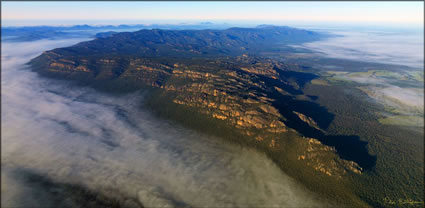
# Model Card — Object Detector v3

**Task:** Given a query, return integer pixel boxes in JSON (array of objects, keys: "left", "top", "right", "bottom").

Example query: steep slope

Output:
[{"left": 28, "top": 26, "right": 373, "bottom": 207}]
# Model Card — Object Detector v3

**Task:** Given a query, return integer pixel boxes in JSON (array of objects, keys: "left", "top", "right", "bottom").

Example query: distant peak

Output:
[{"left": 256, "top": 24, "right": 278, "bottom": 28}]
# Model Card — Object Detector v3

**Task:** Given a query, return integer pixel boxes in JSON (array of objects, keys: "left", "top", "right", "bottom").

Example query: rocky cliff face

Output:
[{"left": 28, "top": 26, "right": 362, "bottom": 179}]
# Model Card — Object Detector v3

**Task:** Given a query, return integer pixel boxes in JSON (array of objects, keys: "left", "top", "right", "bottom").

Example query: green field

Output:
[{"left": 378, "top": 115, "right": 424, "bottom": 127}]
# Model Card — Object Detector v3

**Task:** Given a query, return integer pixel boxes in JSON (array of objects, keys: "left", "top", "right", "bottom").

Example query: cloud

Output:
[
  {"left": 366, "top": 86, "right": 424, "bottom": 113},
  {"left": 2, "top": 39, "right": 326, "bottom": 207},
  {"left": 300, "top": 30, "right": 424, "bottom": 68}
]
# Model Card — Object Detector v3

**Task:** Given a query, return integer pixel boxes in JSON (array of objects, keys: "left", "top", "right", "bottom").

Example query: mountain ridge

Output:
[
  {"left": 34, "top": 26, "right": 324, "bottom": 58},
  {"left": 28, "top": 25, "right": 372, "bottom": 207}
]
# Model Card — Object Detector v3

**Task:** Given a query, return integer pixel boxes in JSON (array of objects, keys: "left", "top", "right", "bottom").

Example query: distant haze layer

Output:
[{"left": 299, "top": 28, "right": 424, "bottom": 68}]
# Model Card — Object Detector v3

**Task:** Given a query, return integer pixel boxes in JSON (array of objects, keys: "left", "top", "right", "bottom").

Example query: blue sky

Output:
[{"left": 1, "top": 1, "right": 423, "bottom": 27}]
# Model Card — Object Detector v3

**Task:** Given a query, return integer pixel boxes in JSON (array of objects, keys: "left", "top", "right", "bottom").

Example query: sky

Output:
[{"left": 1, "top": 1, "right": 423, "bottom": 27}]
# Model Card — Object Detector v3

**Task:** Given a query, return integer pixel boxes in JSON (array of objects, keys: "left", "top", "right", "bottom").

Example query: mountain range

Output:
[{"left": 28, "top": 25, "right": 376, "bottom": 207}]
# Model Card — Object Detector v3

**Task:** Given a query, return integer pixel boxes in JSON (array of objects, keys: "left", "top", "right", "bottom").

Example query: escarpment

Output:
[{"left": 29, "top": 26, "right": 369, "bottom": 182}]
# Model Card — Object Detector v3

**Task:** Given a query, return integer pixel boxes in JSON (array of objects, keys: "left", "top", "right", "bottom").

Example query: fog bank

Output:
[{"left": 300, "top": 29, "right": 424, "bottom": 68}]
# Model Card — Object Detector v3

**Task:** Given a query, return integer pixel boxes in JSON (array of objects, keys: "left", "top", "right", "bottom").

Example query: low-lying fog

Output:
[
  {"left": 338, "top": 75, "right": 424, "bottom": 111},
  {"left": 301, "top": 28, "right": 424, "bottom": 69},
  {"left": 1, "top": 39, "right": 325, "bottom": 207}
]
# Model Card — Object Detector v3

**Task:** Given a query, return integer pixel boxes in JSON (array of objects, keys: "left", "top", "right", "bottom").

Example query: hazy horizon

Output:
[
  {"left": 2, "top": 1, "right": 423, "bottom": 27},
  {"left": 2, "top": 19, "right": 424, "bottom": 30}
]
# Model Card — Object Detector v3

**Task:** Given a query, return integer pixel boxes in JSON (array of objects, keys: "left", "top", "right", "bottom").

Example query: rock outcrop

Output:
[{"left": 28, "top": 27, "right": 365, "bottom": 180}]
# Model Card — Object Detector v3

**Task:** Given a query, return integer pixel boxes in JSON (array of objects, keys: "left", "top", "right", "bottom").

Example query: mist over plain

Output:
[
  {"left": 301, "top": 29, "right": 424, "bottom": 68},
  {"left": 300, "top": 27, "right": 424, "bottom": 126},
  {"left": 1, "top": 39, "right": 325, "bottom": 207}
]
